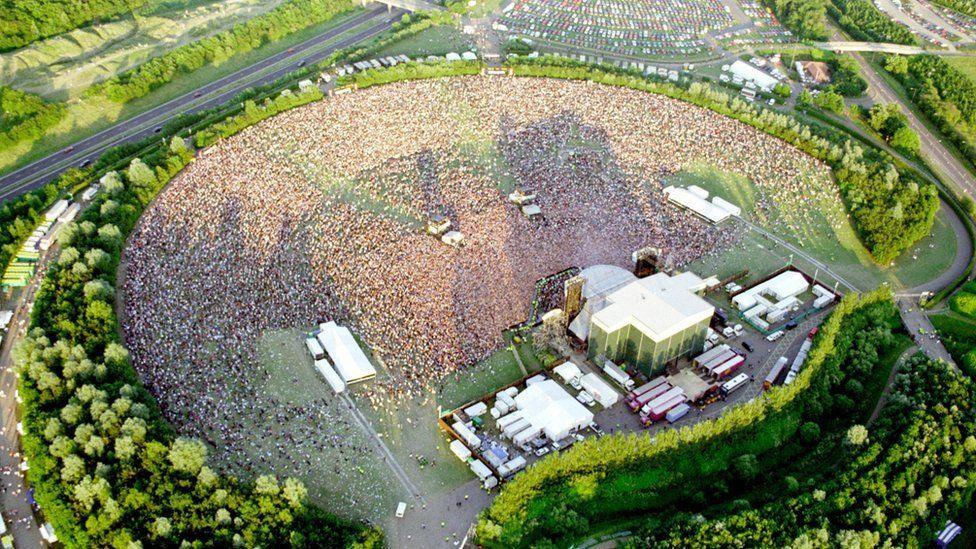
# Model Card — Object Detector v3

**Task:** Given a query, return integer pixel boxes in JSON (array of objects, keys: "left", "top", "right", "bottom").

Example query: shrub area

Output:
[
  {"left": 14, "top": 98, "right": 378, "bottom": 546},
  {"left": 0, "top": 86, "right": 65, "bottom": 150},
  {"left": 505, "top": 57, "right": 939, "bottom": 264},
  {"left": 476, "top": 288, "right": 915, "bottom": 546},
  {"left": 88, "top": 0, "right": 355, "bottom": 103},
  {"left": 931, "top": 0, "right": 976, "bottom": 17}
]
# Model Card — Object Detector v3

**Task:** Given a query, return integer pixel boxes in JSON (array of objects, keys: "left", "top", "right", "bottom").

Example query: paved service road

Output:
[{"left": 0, "top": 4, "right": 404, "bottom": 202}]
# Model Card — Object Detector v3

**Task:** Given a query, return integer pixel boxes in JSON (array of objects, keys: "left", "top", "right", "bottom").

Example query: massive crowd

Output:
[{"left": 119, "top": 76, "right": 832, "bottom": 504}]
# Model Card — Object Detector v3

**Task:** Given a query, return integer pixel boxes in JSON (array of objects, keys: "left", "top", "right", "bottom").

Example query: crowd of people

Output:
[{"left": 119, "top": 76, "right": 833, "bottom": 511}]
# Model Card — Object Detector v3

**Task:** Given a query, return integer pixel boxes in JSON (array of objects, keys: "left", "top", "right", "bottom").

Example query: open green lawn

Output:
[
  {"left": 670, "top": 163, "right": 957, "bottom": 292},
  {"left": 0, "top": 9, "right": 368, "bottom": 175},
  {"left": 374, "top": 24, "right": 475, "bottom": 59}
]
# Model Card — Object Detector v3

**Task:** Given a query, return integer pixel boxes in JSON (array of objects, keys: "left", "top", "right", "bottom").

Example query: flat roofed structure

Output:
[
  {"left": 732, "top": 270, "right": 809, "bottom": 310},
  {"left": 588, "top": 271, "right": 715, "bottom": 377},
  {"left": 663, "top": 186, "right": 731, "bottom": 224},
  {"left": 729, "top": 60, "right": 779, "bottom": 91},
  {"left": 316, "top": 321, "right": 377, "bottom": 384},
  {"left": 568, "top": 264, "right": 637, "bottom": 340},
  {"left": 514, "top": 379, "right": 594, "bottom": 441}
]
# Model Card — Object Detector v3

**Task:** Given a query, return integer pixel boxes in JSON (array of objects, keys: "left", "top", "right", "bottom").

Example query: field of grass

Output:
[
  {"left": 669, "top": 163, "right": 957, "bottom": 291},
  {"left": 0, "top": 0, "right": 291, "bottom": 100},
  {"left": 0, "top": 9, "right": 367, "bottom": 175},
  {"left": 373, "top": 25, "right": 475, "bottom": 59},
  {"left": 249, "top": 328, "right": 407, "bottom": 524}
]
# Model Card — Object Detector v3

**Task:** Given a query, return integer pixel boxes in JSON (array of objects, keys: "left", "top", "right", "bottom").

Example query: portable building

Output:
[
  {"left": 580, "top": 373, "right": 619, "bottom": 407},
  {"left": 0, "top": 311, "right": 12, "bottom": 331},
  {"left": 305, "top": 337, "right": 325, "bottom": 360},
  {"left": 449, "top": 439, "right": 471, "bottom": 461},
  {"left": 464, "top": 402, "right": 488, "bottom": 418},
  {"left": 45, "top": 200, "right": 69, "bottom": 221},
  {"left": 712, "top": 355, "right": 745, "bottom": 379},
  {"left": 313, "top": 359, "right": 345, "bottom": 393},
  {"left": 469, "top": 459, "right": 493, "bottom": 481},
  {"left": 453, "top": 422, "right": 482, "bottom": 449},
  {"left": 513, "top": 423, "right": 545, "bottom": 447},
  {"left": 513, "top": 380, "right": 593, "bottom": 441},
  {"left": 814, "top": 294, "right": 834, "bottom": 308},
  {"left": 496, "top": 411, "right": 523, "bottom": 430},
  {"left": 502, "top": 418, "right": 531, "bottom": 439},
  {"left": 553, "top": 361, "right": 582, "bottom": 384},
  {"left": 498, "top": 456, "right": 527, "bottom": 477}
]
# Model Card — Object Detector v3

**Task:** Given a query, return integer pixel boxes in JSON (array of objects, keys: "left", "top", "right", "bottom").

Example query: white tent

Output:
[
  {"left": 316, "top": 322, "right": 376, "bottom": 383},
  {"left": 513, "top": 380, "right": 593, "bottom": 442},
  {"left": 553, "top": 361, "right": 582, "bottom": 383}
]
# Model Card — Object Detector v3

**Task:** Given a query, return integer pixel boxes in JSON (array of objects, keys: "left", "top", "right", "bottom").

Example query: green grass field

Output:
[
  {"left": 669, "top": 163, "right": 957, "bottom": 291},
  {"left": 373, "top": 25, "right": 475, "bottom": 59}
]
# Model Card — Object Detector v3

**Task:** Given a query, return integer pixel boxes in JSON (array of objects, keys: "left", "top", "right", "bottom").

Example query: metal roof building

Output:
[{"left": 316, "top": 321, "right": 377, "bottom": 384}]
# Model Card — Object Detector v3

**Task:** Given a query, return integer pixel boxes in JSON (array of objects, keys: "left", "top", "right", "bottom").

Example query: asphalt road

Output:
[{"left": 0, "top": 4, "right": 404, "bottom": 202}]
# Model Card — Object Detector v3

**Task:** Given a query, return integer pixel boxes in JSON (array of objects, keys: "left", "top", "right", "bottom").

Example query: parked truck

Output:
[
  {"left": 603, "top": 360, "right": 635, "bottom": 389},
  {"left": 666, "top": 402, "right": 691, "bottom": 423},
  {"left": 640, "top": 393, "right": 687, "bottom": 425},
  {"left": 628, "top": 381, "right": 673, "bottom": 412},
  {"left": 711, "top": 355, "right": 745, "bottom": 379},
  {"left": 625, "top": 376, "right": 668, "bottom": 407},
  {"left": 764, "top": 356, "right": 788, "bottom": 389}
]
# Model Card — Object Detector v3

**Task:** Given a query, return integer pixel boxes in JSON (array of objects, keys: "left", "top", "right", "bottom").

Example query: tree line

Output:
[
  {"left": 0, "top": 0, "right": 152, "bottom": 51},
  {"left": 503, "top": 56, "right": 939, "bottom": 264},
  {"left": 885, "top": 54, "right": 976, "bottom": 169},
  {"left": 87, "top": 0, "right": 355, "bottom": 103},
  {"left": 0, "top": 86, "right": 65, "bottom": 152},
  {"left": 626, "top": 352, "right": 976, "bottom": 547},
  {"left": 14, "top": 106, "right": 380, "bottom": 546},
  {"left": 931, "top": 0, "right": 976, "bottom": 17},
  {"left": 828, "top": 0, "right": 919, "bottom": 45}
]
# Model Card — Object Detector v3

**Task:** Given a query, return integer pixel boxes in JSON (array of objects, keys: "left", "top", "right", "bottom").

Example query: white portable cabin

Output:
[
  {"left": 496, "top": 411, "right": 523, "bottom": 430},
  {"left": 553, "top": 361, "right": 582, "bottom": 384},
  {"left": 452, "top": 421, "right": 482, "bottom": 449},
  {"left": 498, "top": 456, "right": 527, "bottom": 477},
  {"left": 502, "top": 418, "right": 531, "bottom": 438},
  {"left": 45, "top": 200, "right": 69, "bottom": 221},
  {"left": 512, "top": 423, "right": 545, "bottom": 447},
  {"left": 58, "top": 203, "right": 81, "bottom": 224},
  {"left": 441, "top": 231, "right": 464, "bottom": 247},
  {"left": 580, "top": 373, "right": 619, "bottom": 408},
  {"left": 0, "top": 311, "right": 12, "bottom": 331},
  {"left": 469, "top": 458, "right": 493, "bottom": 481},
  {"left": 464, "top": 402, "right": 488, "bottom": 418},
  {"left": 450, "top": 439, "right": 472, "bottom": 461},
  {"left": 305, "top": 337, "right": 325, "bottom": 360},
  {"left": 314, "top": 359, "right": 345, "bottom": 393},
  {"left": 81, "top": 185, "right": 100, "bottom": 201}
]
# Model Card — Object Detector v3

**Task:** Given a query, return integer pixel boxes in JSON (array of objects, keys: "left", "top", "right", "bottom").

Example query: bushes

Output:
[
  {"left": 339, "top": 59, "right": 484, "bottom": 89},
  {"left": 931, "top": 0, "right": 976, "bottom": 17},
  {"left": 476, "top": 288, "right": 900, "bottom": 546},
  {"left": 504, "top": 56, "right": 939, "bottom": 264},
  {"left": 16, "top": 90, "right": 378, "bottom": 546},
  {"left": 0, "top": 86, "right": 65, "bottom": 150},
  {"left": 829, "top": 0, "right": 919, "bottom": 45},
  {"left": 950, "top": 290, "right": 976, "bottom": 318},
  {"left": 88, "top": 0, "right": 355, "bottom": 103},
  {"left": 766, "top": 0, "right": 829, "bottom": 40}
]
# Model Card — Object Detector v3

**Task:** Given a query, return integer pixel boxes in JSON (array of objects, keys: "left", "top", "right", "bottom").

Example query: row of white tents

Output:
[{"left": 304, "top": 321, "right": 377, "bottom": 393}]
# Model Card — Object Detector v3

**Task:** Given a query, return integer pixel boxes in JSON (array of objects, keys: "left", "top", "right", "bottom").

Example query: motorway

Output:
[{"left": 0, "top": 4, "right": 405, "bottom": 202}]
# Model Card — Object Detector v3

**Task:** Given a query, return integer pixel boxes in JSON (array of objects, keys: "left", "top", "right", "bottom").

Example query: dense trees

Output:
[
  {"left": 89, "top": 0, "right": 355, "bottom": 103},
  {"left": 863, "top": 102, "right": 922, "bottom": 155},
  {"left": 506, "top": 56, "right": 939, "bottom": 264},
  {"left": 0, "top": 0, "right": 152, "bottom": 51},
  {"left": 829, "top": 0, "right": 919, "bottom": 45},
  {"left": 476, "top": 289, "right": 917, "bottom": 546},
  {"left": 16, "top": 113, "right": 378, "bottom": 545},
  {"left": 885, "top": 55, "right": 976, "bottom": 167},
  {"left": 625, "top": 354, "right": 976, "bottom": 547},
  {"left": 0, "top": 86, "right": 64, "bottom": 150},
  {"left": 770, "top": 0, "right": 829, "bottom": 40}
]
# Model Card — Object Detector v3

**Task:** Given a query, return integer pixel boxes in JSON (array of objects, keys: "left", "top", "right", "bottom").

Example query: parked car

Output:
[
  {"left": 589, "top": 422, "right": 604, "bottom": 435},
  {"left": 742, "top": 341, "right": 754, "bottom": 353},
  {"left": 534, "top": 446, "right": 550, "bottom": 457}
]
